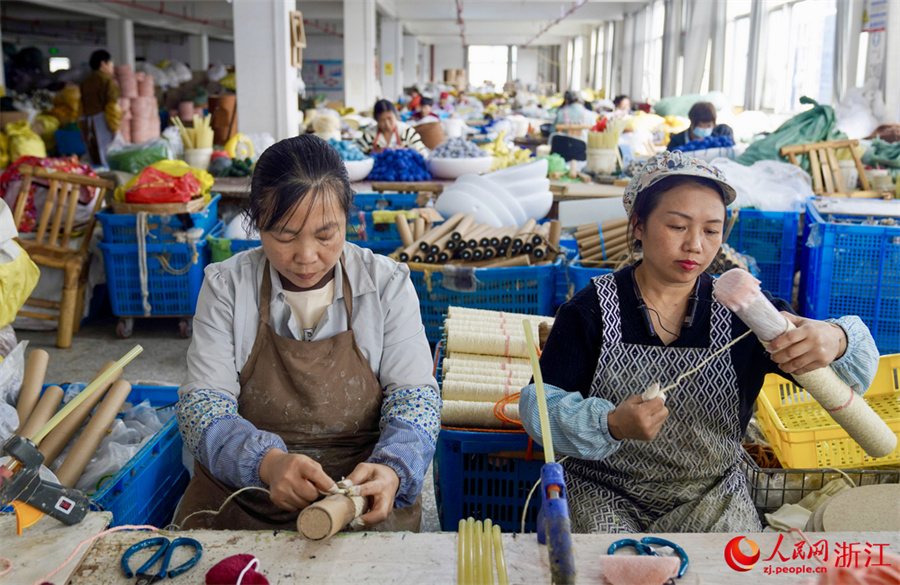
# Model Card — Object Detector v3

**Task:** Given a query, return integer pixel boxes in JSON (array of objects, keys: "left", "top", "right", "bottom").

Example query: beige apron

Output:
[{"left": 176, "top": 259, "right": 421, "bottom": 531}]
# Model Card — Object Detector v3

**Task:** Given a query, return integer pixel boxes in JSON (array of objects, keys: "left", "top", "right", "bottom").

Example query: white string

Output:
[
  {"left": 520, "top": 456, "right": 570, "bottom": 535},
  {"left": 658, "top": 330, "right": 752, "bottom": 394},
  {"left": 236, "top": 557, "right": 260, "bottom": 585},
  {"left": 136, "top": 211, "right": 153, "bottom": 317},
  {"left": 169, "top": 486, "right": 272, "bottom": 530}
]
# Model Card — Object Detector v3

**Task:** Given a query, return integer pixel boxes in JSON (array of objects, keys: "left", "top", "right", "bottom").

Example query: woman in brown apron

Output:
[{"left": 175, "top": 135, "right": 438, "bottom": 531}]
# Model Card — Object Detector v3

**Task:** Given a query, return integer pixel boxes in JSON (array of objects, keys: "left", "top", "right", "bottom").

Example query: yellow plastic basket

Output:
[{"left": 756, "top": 353, "right": 900, "bottom": 469}]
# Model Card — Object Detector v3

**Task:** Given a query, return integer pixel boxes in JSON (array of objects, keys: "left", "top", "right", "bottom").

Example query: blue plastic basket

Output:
[
  {"left": 553, "top": 238, "right": 579, "bottom": 307},
  {"left": 354, "top": 239, "right": 403, "bottom": 256},
  {"left": 565, "top": 259, "right": 613, "bottom": 301},
  {"left": 348, "top": 209, "right": 432, "bottom": 242},
  {"left": 55, "top": 129, "right": 87, "bottom": 156},
  {"left": 411, "top": 260, "right": 559, "bottom": 345},
  {"left": 99, "top": 222, "right": 218, "bottom": 317},
  {"left": 353, "top": 192, "right": 419, "bottom": 212},
  {"left": 434, "top": 429, "right": 542, "bottom": 533},
  {"left": 799, "top": 200, "right": 900, "bottom": 355},
  {"left": 92, "top": 385, "right": 189, "bottom": 528},
  {"left": 727, "top": 205, "right": 801, "bottom": 301},
  {"left": 96, "top": 195, "right": 221, "bottom": 244}
]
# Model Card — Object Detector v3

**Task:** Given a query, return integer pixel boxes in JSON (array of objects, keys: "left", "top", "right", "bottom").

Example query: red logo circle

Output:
[{"left": 724, "top": 536, "right": 760, "bottom": 572}]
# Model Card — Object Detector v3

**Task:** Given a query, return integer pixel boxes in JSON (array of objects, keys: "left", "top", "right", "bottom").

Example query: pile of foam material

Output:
[
  {"left": 368, "top": 148, "right": 431, "bottom": 181},
  {"left": 327, "top": 138, "right": 369, "bottom": 161},
  {"left": 432, "top": 137, "right": 490, "bottom": 159}
]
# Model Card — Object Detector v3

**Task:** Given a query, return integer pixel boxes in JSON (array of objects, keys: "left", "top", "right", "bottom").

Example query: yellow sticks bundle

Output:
[
  {"left": 458, "top": 517, "right": 508, "bottom": 585},
  {"left": 173, "top": 114, "right": 214, "bottom": 150},
  {"left": 587, "top": 118, "right": 629, "bottom": 150}
]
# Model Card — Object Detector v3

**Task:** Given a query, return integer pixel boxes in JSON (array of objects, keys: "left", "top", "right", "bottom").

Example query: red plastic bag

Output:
[{"left": 125, "top": 166, "right": 201, "bottom": 204}]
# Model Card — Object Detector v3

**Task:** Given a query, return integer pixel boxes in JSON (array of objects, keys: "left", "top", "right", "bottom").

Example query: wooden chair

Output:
[
  {"left": 11, "top": 165, "right": 113, "bottom": 348},
  {"left": 780, "top": 139, "right": 879, "bottom": 197}
]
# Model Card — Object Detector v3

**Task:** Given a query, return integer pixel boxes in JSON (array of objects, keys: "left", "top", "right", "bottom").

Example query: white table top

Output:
[{"left": 61, "top": 524, "right": 900, "bottom": 585}]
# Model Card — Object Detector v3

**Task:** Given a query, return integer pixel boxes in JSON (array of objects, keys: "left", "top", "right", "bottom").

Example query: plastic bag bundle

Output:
[
  {"left": 710, "top": 157, "right": 814, "bottom": 211},
  {"left": 106, "top": 137, "right": 174, "bottom": 174},
  {"left": 5, "top": 120, "right": 47, "bottom": 160}
]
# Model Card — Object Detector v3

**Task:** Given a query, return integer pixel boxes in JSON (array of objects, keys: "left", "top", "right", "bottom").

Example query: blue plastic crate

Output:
[
  {"left": 435, "top": 429, "right": 542, "bottom": 533},
  {"left": 553, "top": 238, "right": 579, "bottom": 307},
  {"left": 353, "top": 192, "right": 419, "bottom": 212},
  {"left": 99, "top": 222, "right": 218, "bottom": 317},
  {"left": 348, "top": 209, "right": 431, "bottom": 241},
  {"left": 96, "top": 194, "right": 221, "bottom": 244},
  {"left": 354, "top": 239, "right": 403, "bottom": 256},
  {"left": 55, "top": 129, "right": 87, "bottom": 156},
  {"left": 566, "top": 259, "right": 613, "bottom": 299},
  {"left": 411, "top": 260, "right": 559, "bottom": 345},
  {"left": 92, "top": 385, "right": 189, "bottom": 528},
  {"left": 799, "top": 201, "right": 900, "bottom": 355},
  {"left": 727, "top": 205, "right": 801, "bottom": 301}
]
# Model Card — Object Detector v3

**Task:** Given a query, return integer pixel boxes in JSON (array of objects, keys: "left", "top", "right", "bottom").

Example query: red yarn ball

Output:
[{"left": 205, "top": 554, "right": 269, "bottom": 585}]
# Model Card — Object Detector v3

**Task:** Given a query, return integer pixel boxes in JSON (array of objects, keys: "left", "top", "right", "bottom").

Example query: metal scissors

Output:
[
  {"left": 121, "top": 536, "right": 203, "bottom": 585},
  {"left": 607, "top": 536, "right": 689, "bottom": 579}
]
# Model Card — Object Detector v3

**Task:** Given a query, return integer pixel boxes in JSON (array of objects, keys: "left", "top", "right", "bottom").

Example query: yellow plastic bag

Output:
[
  {"left": 104, "top": 101, "right": 122, "bottom": 133},
  {"left": 5, "top": 120, "right": 47, "bottom": 161},
  {"left": 47, "top": 86, "right": 82, "bottom": 127},
  {"left": 32, "top": 114, "right": 60, "bottom": 152},
  {"left": 0, "top": 133, "right": 9, "bottom": 170},
  {"left": 0, "top": 242, "right": 40, "bottom": 329},
  {"left": 114, "top": 159, "right": 214, "bottom": 203},
  {"left": 219, "top": 72, "right": 236, "bottom": 91}
]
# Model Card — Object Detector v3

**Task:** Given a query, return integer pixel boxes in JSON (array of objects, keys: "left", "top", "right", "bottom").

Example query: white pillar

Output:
[
  {"left": 344, "top": 0, "right": 378, "bottom": 111},
  {"left": 661, "top": 0, "right": 682, "bottom": 98},
  {"left": 884, "top": 0, "right": 900, "bottom": 120},
  {"left": 105, "top": 18, "right": 135, "bottom": 70},
  {"left": 380, "top": 17, "right": 403, "bottom": 101},
  {"left": 233, "top": 0, "right": 302, "bottom": 140},
  {"left": 189, "top": 34, "right": 210, "bottom": 72},
  {"left": 745, "top": 0, "right": 764, "bottom": 110},
  {"left": 559, "top": 42, "right": 570, "bottom": 92},
  {"left": 709, "top": 0, "right": 726, "bottom": 92},
  {"left": 403, "top": 35, "right": 418, "bottom": 87}
]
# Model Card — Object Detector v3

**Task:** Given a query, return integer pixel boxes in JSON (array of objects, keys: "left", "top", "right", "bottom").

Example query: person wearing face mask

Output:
[
  {"left": 175, "top": 135, "right": 439, "bottom": 532},
  {"left": 518, "top": 151, "right": 878, "bottom": 534},
  {"left": 667, "top": 101, "right": 733, "bottom": 151}
]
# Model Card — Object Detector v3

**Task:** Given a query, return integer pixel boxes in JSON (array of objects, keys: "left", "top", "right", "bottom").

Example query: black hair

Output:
[
  {"left": 373, "top": 99, "right": 398, "bottom": 118},
  {"left": 627, "top": 175, "right": 727, "bottom": 255},
  {"left": 248, "top": 135, "right": 354, "bottom": 232},
  {"left": 688, "top": 101, "right": 717, "bottom": 125},
  {"left": 563, "top": 91, "right": 578, "bottom": 106},
  {"left": 613, "top": 95, "right": 629, "bottom": 107},
  {"left": 89, "top": 50, "right": 112, "bottom": 71},
  {"left": 420, "top": 97, "right": 434, "bottom": 107}
]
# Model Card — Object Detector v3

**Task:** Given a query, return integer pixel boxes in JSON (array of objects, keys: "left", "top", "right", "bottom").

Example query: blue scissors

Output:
[
  {"left": 121, "top": 536, "right": 203, "bottom": 585},
  {"left": 608, "top": 536, "right": 689, "bottom": 579}
]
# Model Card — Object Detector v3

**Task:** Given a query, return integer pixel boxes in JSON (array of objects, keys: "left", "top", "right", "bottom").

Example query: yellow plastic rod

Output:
[
  {"left": 484, "top": 518, "right": 495, "bottom": 585},
  {"left": 458, "top": 519, "right": 466, "bottom": 585},
  {"left": 493, "top": 524, "right": 509, "bottom": 585},
  {"left": 29, "top": 345, "right": 143, "bottom": 445},
  {"left": 522, "top": 320, "right": 554, "bottom": 463}
]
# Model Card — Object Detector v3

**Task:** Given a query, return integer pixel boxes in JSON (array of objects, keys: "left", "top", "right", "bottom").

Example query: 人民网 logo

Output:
[{"left": 724, "top": 536, "right": 760, "bottom": 572}]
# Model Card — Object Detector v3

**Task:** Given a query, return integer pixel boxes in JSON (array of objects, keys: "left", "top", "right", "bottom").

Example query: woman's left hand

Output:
[
  {"left": 345, "top": 462, "right": 400, "bottom": 527},
  {"left": 767, "top": 312, "right": 847, "bottom": 376}
]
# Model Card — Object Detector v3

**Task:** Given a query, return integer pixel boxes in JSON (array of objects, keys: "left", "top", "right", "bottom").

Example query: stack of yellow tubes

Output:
[{"left": 458, "top": 517, "right": 508, "bottom": 585}]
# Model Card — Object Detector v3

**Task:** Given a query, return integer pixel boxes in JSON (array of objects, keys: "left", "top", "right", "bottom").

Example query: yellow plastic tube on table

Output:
[
  {"left": 466, "top": 517, "right": 476, "bottom": 585},
  {"left": 522, "top": 319, "right": 555, "bottom": 462},
  {"left": 493, "top": 524, "right": 509, "bottom": 585},
  {"left": 483, "top": 519, "right": 494, "bottom": 585},
  {"left": 458, "top": 519, "right": 467, "bottom": 585}
]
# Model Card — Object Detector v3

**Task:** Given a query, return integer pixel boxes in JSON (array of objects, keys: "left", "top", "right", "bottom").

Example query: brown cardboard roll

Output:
[
  {"left": 18, "top": 385, "right": 64, "bottom": 439},
  {"left": 548, "top": 220, "right": 561, "bottom": 249},
  {"left": 298, "top": 493, "right": 368, "bottom": 541},
  {"left": 419, "top": 213, "right": 465, "bottom": 251},
  {"left": 56, "top": 379, "right": 132, "bottom": 487},
  {"left": 38, "top": 361, "right": 121, "bottom": 466},
  {"left": 15, "top": 349, "right": 50, "bottom": 433},
  {"left": 208, "top": 94, "right": 238, "bottom": 145},
  {"left": 465, "top": 223, "right": 493, "bottom": 248},
  {"left": 395, "top": 215, "right": 414, "bottom": 247},
  {"left": 513, "top": 219, "right": 538, "bottom": 247},
  {"left": 413, "top": 217, "right": 426, "bottom": 241},
  {"left": 451, "top": 214, "right": 476, "bottom": 241},
  {"left": 574, "top": 216, "right": 629, "bottom": 239}
]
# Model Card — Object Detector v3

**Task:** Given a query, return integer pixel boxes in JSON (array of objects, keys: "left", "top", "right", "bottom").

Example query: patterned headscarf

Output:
[{"left": 623, "top": 151, "right": 736, "bottom": 216}]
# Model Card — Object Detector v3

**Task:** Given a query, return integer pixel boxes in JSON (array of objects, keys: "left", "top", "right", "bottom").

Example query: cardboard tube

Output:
[
  {"left": 395, "top": 216, "right": 413, "bottom": 248},
  {"left": 600, "top": 224, "right": 628, "bottom": 241},
  {"left": 56, "top": 379, "right": 132, "bottom": 487},
  {"left": 532, "top": 245, "right": 548, "bottom": 259},
  {"left": 39, "top": 361, "right": 122, "bottom": 466},
  {"left": 548, "top": 220, "right": 561, "bottom": 249},
  {"left": 15, "top": 349, "right": 50, "bottom": 432},
  {"left": 513, "top": 219, "right": 537, "bottom": 247},
  {"left": 18, "top": 385, "right": 64, "bottom": 439},
  {"left": 465, "top": 224, "right": 492, "bottom": 248},
  {"left": 413, "top": 217, "right": 425, "bottom": 240},
  {"left": 578, "top": 233, "right": 602, "bottom": 251},
  {"left": 451, "top": 214, "right": 476, "bottom": 241},
  {"left": 298, "top": 493, "right": 368, "bottom": 541},
  {"left": 430, "top": 231, "right": 455, "bottom": 254},
  {"left": 574, "top": 216, "right": 629, "bottom": 239},
  {"left": 418, "top": 212, "right": 465, "bottom": 251}
]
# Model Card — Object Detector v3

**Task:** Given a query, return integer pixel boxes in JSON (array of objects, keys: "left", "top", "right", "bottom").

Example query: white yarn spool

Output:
[
  {"left": 447, "top": 330, "right": 534, "bottom": 358},
  {"left": 443, "top": 365, "right": 534, "bottom": 378},
  {"left": 441, "top": 400, "right": 520, "bottom": 429},
  {"left": 716, "top": 269, "right": 897, "bottom": 459},
  {"left": 444, "top": 371, "right": 532, "bottom": 385},
  {"left": 443, "top": 380, "right": 523, "bottom": 402},
  {"left": 444, "top": 353, "right": 531, "bottom": 367}
]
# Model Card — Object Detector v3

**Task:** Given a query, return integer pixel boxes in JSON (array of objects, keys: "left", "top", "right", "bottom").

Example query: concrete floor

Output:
[{"left": 18, "top": 316, "right": 442, "bottom": 532}]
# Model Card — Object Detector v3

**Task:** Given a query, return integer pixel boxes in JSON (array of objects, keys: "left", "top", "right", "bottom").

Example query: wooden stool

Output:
[{"left": 780, "top": 139, "right": 884, "bottom": 198}]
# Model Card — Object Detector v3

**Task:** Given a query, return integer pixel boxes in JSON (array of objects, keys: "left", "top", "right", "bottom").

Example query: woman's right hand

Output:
[
  {"left": 258, "top": 449, "right": 337, "bottom": 511},
  {"left": 607, "top": 395, "right": 669, "bottom": 441}
]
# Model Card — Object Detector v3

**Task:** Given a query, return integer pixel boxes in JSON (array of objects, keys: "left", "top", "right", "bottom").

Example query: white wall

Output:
[
  {"left": 517, "top": 47, "right": 539, "bottom": 86},
  {"left": 208, "top": 39, "right": 234, "bottom": 66},
  {"left": 433, "top": 42, "right": 464, "bottom": 82}
]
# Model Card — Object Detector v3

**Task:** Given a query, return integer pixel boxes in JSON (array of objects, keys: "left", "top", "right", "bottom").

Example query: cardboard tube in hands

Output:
[
  {"left": 56, "top": 379, "right": 132, "bottom": 487},
  {"left": 39, "top": 361, "right": 122, "bottom": 466},
  {"left": 18, "top": 385, "right": 64, "bottom": 439},
  {"left": 298, "top": 488, "right": 369, "bottom": 541},
  {"left": 15, "top": 349, "right": 50, "bottom": 432}
]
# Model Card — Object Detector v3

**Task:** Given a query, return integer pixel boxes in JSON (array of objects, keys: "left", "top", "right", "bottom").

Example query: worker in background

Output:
[
  {"left": 79, "top": 50, "right": 120, "bottom": 167},
  {"left": 358, "top": 99, "right": 428, "bottom": 156},
  {"left": 175, "top": 135, "right": 439, "bottom": 531},
  {"left": 667, "top": 101, "right": 733, "bottom": 150},
  {"left": 406, "top": 87, "right": 422, "bottom": 112},
  {"left": 410, "top": 97, "right": 440, "bottom": 124},
  {"left": 436, "top": 92, "right": 455, "bottom": 114},
  {"left": 519, "top": 151, "right": 878, "bottom": 534},
  {"left": 613, "top": 94, "right": 632, "bottom": 118},
  {"left": 552, "top": 90, "right": 595, "bottom": 131}
]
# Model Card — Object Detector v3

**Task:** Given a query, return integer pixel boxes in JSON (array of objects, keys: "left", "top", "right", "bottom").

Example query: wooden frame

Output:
[
  {"left": 780, "top": 139, "right": 881, "bottom": 198},
  {"left": 290, "top": 11, "right": 307, "bottom": 69},
  {"left": 11, "top": 166, "right": 114, "bottom": 348}
]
